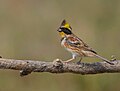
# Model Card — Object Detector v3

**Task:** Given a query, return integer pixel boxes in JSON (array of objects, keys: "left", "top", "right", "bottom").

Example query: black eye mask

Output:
[{"left": 60, "top": 28, "right": 72, "bottom": 34}]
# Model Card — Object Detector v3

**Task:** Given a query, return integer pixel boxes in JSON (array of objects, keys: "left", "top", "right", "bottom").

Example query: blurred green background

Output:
[{"left": 0, "top": 0, "right": 120, "bottom": 91}]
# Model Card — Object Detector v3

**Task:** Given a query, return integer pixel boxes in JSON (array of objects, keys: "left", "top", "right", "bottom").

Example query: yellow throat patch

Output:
[{"left": 59, "top": 31, "right": 65, "bottom": 38}]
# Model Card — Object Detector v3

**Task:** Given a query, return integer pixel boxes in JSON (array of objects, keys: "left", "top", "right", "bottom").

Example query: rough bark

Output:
[{"left": 0, "top": 58, "right": 119, "bottom": 76}]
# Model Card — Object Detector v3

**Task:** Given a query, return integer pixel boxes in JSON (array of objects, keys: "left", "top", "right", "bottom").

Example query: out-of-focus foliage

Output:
[{"left": 0, "top": 0, "right": 120, "bottom": 91}]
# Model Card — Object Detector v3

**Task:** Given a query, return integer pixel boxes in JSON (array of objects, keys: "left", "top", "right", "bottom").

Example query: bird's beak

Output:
[
  {"left": 57, "top": 28, "right": 65, "bottom": 37},
  {"left": 57, "top": 27, "right": 61, "bottom": 32}
]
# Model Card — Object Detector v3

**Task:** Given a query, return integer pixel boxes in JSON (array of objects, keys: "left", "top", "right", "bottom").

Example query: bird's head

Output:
[{"left": 57, "top": 19, "right": 72, "bottom": 38}]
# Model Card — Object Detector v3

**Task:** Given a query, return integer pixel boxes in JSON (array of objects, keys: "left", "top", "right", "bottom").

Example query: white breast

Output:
[
  {"left": 61, "top": 38, "right": 66, "bottom": 46},
  {"left": 61, "top": 37, "right": 80, "bottom": 57}
]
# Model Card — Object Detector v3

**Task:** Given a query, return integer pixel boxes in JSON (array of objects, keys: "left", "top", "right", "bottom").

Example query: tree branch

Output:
[{"left": 0, "top": 58, "right": 119, "bottom": 76}]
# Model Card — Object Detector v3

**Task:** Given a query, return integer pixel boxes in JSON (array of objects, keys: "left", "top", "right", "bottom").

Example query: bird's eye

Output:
[
  {"left": 62, "top": 28, "right": 72, "bottom": 34},
  {"left": 57, "top": 27, "right": 72, "bottom": 34}
]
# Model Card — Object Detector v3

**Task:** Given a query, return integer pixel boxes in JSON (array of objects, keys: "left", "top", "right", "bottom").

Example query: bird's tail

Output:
[{"left": 95, "top": 54, "right": 114, "bottom": 65}]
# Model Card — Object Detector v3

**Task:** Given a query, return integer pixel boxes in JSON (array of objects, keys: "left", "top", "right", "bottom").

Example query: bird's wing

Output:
[
  {"left": 66, "top": 34, "right": 88, "bottom": 47},
  {"left": 66, "top": 34, "right": 97, "bottom": 54},
  {"left": 66, "top": 36, "right": 82, "bottom": 48}
]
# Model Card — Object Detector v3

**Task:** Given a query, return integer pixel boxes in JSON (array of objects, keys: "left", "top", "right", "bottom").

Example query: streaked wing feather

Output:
[{"left": 66, "top": 34, "right": 97, "bottom": 54}]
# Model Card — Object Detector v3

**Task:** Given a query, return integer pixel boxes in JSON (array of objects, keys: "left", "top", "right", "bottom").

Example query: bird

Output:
[{"left": 57, "top": 19, "right": 114, "bottom": 65}]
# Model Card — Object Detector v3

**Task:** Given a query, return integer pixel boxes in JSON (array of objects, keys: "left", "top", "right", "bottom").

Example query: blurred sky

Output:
[{"left": 0, "top": 0, "right": 120, "bottom": 91}]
